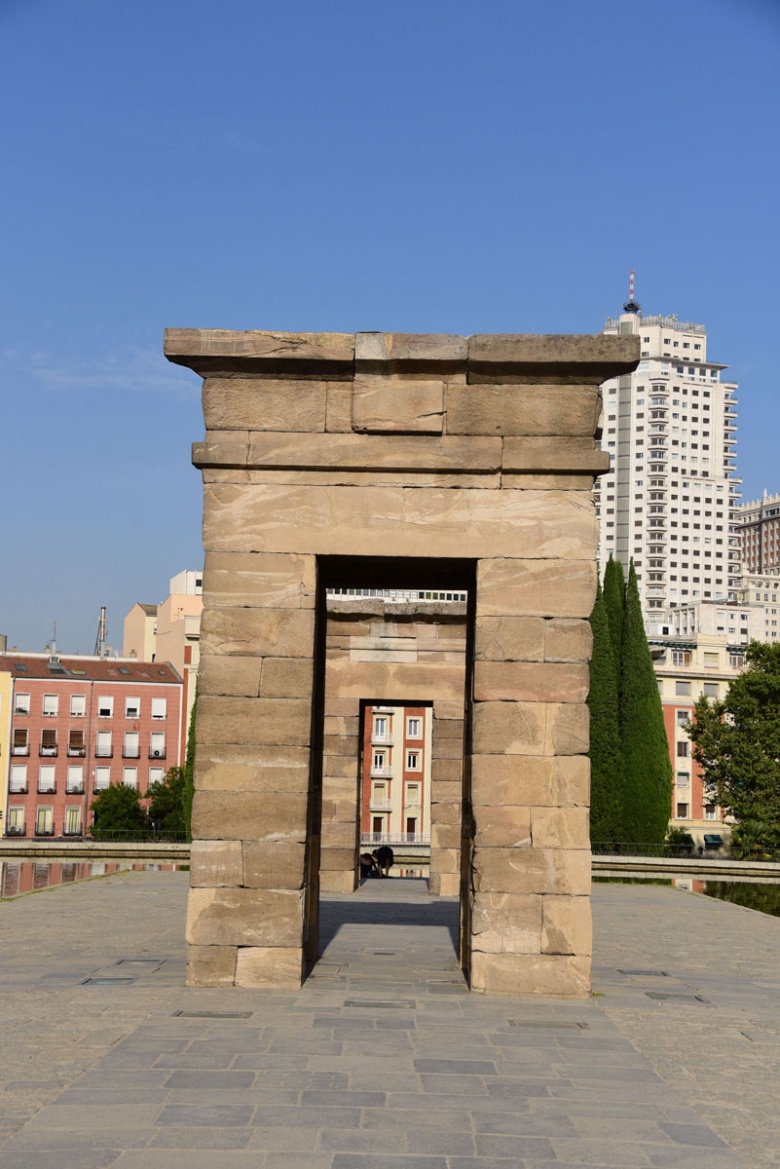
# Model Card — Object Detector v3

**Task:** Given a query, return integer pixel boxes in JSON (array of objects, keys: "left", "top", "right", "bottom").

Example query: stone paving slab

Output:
[{"left": 3, "top": 869, "right": 779, "bottom": 1166}]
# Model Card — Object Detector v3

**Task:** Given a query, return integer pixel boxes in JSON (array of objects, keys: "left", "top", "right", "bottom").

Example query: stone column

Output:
[
  {"left": 319, "top": 697, "right": 361, "bottom": 893},
  {"left": 428, "top": 702, "right": 464, "bottom": 897}
]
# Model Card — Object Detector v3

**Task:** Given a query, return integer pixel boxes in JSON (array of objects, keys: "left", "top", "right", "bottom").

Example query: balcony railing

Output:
[
  {"left": 37, "top": 785, "right": 56, "bottom": 795},
  {"left": 95, "top": 749, "right": 113, "bottom": 758},
  {"left": 5, "top": 827, "right": 26, "bottom": 837},
  {"left": 67, "top": 747, "right": 87, "bottom": 757},
  {"left": 34, "top": 828, "right": 56, "bottom": 837},
  {"left": 39, "top": 747, "right": 58, "bottom": 757},
  {"left": 370, "top": 767, "right": 392, "bottom": 778},
  {"left": 123, "top": 749, "right": 141, "bottom": 758},
  {"left": 149, "top": 749, "right": 166, "bottom": 760},
  {"left": 369, "top": 800, "right": 393, "bottom": 812},
  {"left": 12, "top": 746, "right": 30, "bottom": 756},
  {"left": 9, "top": 786, "right": 28, "bottom": 796},
  {"left": 63, "top": 828, "right": 84, "bottom": 837},
  {"left": 361, "top": 832, "right": 430, "bottom": 846},
  {"left": 66, "top": 784, "right": 85, "bottom": 795},
  {"left": 371, "top": 736, "right": 393, "bottom": 747}
]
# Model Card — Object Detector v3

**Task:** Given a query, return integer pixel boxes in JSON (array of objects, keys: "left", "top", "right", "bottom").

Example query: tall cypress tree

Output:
[
  {"left": 588, "top": 579, "right": 624, "bottom": 844},
  {"left": 602, "top": 555, "right": 625, "bottom": 666},
  {"left": 618, "top": 562, "right": 673, "bottom": 843}
]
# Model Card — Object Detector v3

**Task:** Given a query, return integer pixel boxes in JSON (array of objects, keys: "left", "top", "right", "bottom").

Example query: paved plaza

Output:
[{"left": 1, "top": 868, "right": 778, "bottom": 1168}]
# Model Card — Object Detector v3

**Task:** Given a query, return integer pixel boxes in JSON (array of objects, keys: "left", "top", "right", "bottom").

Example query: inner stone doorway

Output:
[{"left": 170, "top": 327, "right": 639, "bottom": 997}]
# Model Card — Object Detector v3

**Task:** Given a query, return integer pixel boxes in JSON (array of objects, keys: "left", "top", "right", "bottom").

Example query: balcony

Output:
[
  {"left": 123, "top": 749, "right": 141, "bottom": 759},
  {"left": 39, "top": 747, "right": 58, "bottom": 758},
  {"left": 14, "top": 707, "right": 29, "bottom": 716},
  {"left": 5, "top": 827, "right": 26, "bottom": 837},
  {"left": 66, "top": 784, "right": 85, "bottom": 795},
  {"left": 12, "top": 746, "right": 30, "bottom": 756},
  {"left": 37, "top": 785, "right": 56, "bottom": 795},
  {"left": 67, "top": 747, "right": 86, "bottom": 757},
  {"left": 370, "top": 767, "right": 392, "bottom": 778},
  {"left": 9, "top": 786, "right": 28, "bottom": 796},
  {"left": 371, "top": 735, "right": 394, "bottom": 747},
  {"left": 148, "top": 749, "right": 166, "bottom": 760},
  {"left": 34, "top": 828, "right": 56, "bottom": 837},
  {"left": 95, "top": 749, "right": 113, "bottom": 758},
  {"left": 63, "top": 827, "right": 84, "bottom": 838},
  {"left": 361, "top": 832, "right": 430, "bottom": 846},
  {"left": 369, "top": 799, "right": 393, "bottom": 812}
]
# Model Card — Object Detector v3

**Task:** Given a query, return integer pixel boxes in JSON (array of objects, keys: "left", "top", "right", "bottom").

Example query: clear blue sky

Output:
[{"left": 2, "top": 0, "right": 779, "bottom": 653}]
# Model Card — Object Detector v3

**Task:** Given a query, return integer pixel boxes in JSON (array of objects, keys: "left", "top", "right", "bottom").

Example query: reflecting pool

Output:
[{"left": 0, "top": 859, "right": 188, "bottom": 898}]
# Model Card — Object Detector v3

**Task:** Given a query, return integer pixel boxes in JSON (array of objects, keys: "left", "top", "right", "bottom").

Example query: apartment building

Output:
[
  {"left": 596, "top": 305, "right": 741, "bottom": 619},
  {"left": 360, "top": 704, "right": 432, "bottom": 846},
  {"left": 736, "top": 492, "right": 780, "bottom": 574},
  {"left": 0, "top": 652, "right": 182, "bottom": 839}
]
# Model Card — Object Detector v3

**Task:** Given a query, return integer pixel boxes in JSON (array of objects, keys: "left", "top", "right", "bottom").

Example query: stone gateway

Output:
[{"left": 165, "top": 329, "right": 638, "bottom": 996}]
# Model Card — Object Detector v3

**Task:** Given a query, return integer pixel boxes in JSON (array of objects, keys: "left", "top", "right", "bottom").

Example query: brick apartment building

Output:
[
  {"left": 360, "top": 703, "right": 432, "bottom": 846},
  {"left": 0, "top": 652, "right": 183, "bottom": 839}
]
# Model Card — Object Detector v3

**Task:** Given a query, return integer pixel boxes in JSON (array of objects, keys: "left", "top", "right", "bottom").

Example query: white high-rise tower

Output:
[{"left": 595, "top": 276, "right": 741, "bottom": 620}]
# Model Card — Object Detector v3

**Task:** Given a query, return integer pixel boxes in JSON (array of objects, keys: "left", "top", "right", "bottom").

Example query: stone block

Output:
[
  {"left": 323, "top": 714, "right": 359, "bottom": 737},
  {"left": 502, "top": 435, "right": 610, "bottom": 473},
  {"left": 541, "top": 896, "right": 592, "bottom": 956},
  {"left": 242, "top": 841, "right": 307, "bottom": 889},
  {"left": 247, "top": 432, "right": 501, "bottom": 471},
  {"left": 478, "top": 558, "right": 597, "bottom": 618},
  {"left": 201, "top": 483, "right": 596, "bottom": 560},
  {"left": 550, "top": 702, "right": 589, "bottom": 755},
  {"left": 531, "top": 806, "right": 590, "bottom": 850},
  {"left": 470, "top": 754, "right": 589, "bottom": 808},
  {"left": 189, "top": 840, "right": 244, "bottom": 887},
  {"left": 475, "top": 616, "right": 545, "bottom": 663},
  {"left": 204, "top": 550, "right": 316, "bottom": 609},
  {"left": 193, "top": 434, "right": 249, "bottom": 467},
  {"left": 470, "top": 951, "right": 590, "bottom": 997},
  {"left": 466, "top": 333, "right": 638, "bottom": 383},
  {"left": 432, "top": 700, "right": 466, "bottom": 721},
  {"left": 430, "top": 872, "right": 461, "bottom": 897},
  {"left": 200, "top": 608, "right": 315, "bottom": 657},
  {"left": 196, "top": 696, "right": 312, "bottom": 747},
  {"left": 472, "top": 806, "right": 532, "bottom": 849},
  {"left": 192, "top": 790, "right": 308, "bottom": 842},
  {"left": 186, "top": 944, "right": 237, "bottom": 987},
  {"left": 472, "top": 700, "right": 589, "bottom": 756},
  {"left": 198, "top": 655, "right": 263, "bottom": 698},
  {"left": 433, "top": 717, "right": 464, "bottom": 738},
  {"left": 471, "top": 846, "right": 590, "bottom": 895},
  {"left": 186, "top": 887, "right": 304, "bottom": 947},
  {"left": 319, "top": 848, "right": 358, "bottom": 871},
  {"left": 203, "top": 378, "right": 327, "bottom": 431},
  {"left": 260, "top": 658, "right": 315, "bottom": 699},
  {"left": 431, "top": 761, "right": 463, "bottom": 786},
  {"left": 235, "top": 946, "right": 304, "bottom": 988},
  {"left": 320, "top": 871, "right": 358, "bottom": 893},
  {"left": 446, "top": 384, "right": 600, "bottom": 435},
  {"left": 352, "top": 377, "right": 445, "bottom": 434},
  {"left": 545, "top": 618, "right": 593, "bottom": 663},
  {"left": 326, "top": 382, "right": 353, "bottom": 432},
  {"left": 321, "top": 821, "right": 359, "bottom": 850},
  {"left": 195, "top": 744, "right": 310, "bottom": 793},
  {"left": 430, "top": 801, "right": 462, "bottom": 827},
  {"left": 321, "top": 759, "right": 360, "bottom": 784},
  {"left": 473, "top": 661, "right": 589, "bottom": 703},
  {"left": 470, "top": 892, "right": 542, "bottom": 954},
  {"left": 431, "top": 823, "right": 461, "bottom": 850},
  {"left": 429, "top": 847, "right": 460, "bottom": 874},
  {"left": 431, "top": 736, "right": 463, "bottom": 759},
  {"left": 165, "top": 328, "right": 354, "bottom": 373},
  {"left": 355, "top": 332, "right": 467, "bottom": 365}
]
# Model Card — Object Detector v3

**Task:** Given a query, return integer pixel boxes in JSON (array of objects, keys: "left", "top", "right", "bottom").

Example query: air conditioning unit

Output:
[{"left": 153, "top": 749, "right": 161, "bottom": 757}]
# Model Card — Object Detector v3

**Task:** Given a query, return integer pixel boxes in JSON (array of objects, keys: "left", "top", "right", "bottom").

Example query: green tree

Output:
[
  {"left": 182, "top": 692, "right": 196, "bottom": 841},
  {"left": 602, "top": 555, "right": 626, "bottom": 667},
  {"left": 90, "top": 782, "right": 146, "bottom": 838},
  {"left": 687, "top": 641, "right": 780, "bottom": 844},
  {"left": 618, "top": 561, "right": 672, "bottom": 843},
  {"left": 147, "top": 767, "right": 187, "bottom": 837},
  {"left": 588, "top": 579, "right": 625, "bottom": 843}
]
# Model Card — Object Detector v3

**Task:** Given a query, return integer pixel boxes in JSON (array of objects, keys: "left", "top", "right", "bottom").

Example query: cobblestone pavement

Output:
[{"left": 1, "top": 867, "right": 777, "bottom": 1168}]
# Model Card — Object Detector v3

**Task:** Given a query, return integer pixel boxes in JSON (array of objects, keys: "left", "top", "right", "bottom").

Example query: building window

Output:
[
  {"left": 405, "top": 782, "right": 420, "bottom": 805},
  {"left": 9, "top": 765, "right": 27, "bottom": 793},
  {"left": 98, "top": 696, "right": 114, "bottom": 718},
  {"left": 38, "top": 765, "right": 56, "bottom": 794},
  {"left": 703, "top": 652, "right": 719, "bottom": 667},
  {"left": 68, "top": 729, "right": 86, "bottom": 757},
  {"left": 671, "top": 650, "right": 691, "bottom": 666},
  {"left": 94, "top": 767, "right": 110, "bottom": 791},
  {"left": 372, "top": 715, "right": 388, "bottom": 741},
  {"left": 6, "top": 807, "right": 25, "bottom": 835},
  {"left": 407, "top": 717, "right": 422, "bottom": 738},
  {"left": 35, "top": 807, "right": 55, "bottom": 836},
  {"left": 123, "top": 731, "right": 140, "bottom": 759},
  {"left": 676, "top": 803, "right": 689, "bottom": 820},
  {"left": 676, "top": 710, "right": 689, "bottom": 726},
  {"left": 151, "top": 697, "right": 167, "bottom": 720},
  {"left": 676, "top": 681, "right": 691, "bottom": 696},
  {"left": 149, "top": 732, "right": 166, "bottom": 760},
  {"left": 406, "top": 751, "right": 421, "bottom": 771},
  {"left": 40, "top": 729, "right": 57, "bottom": 757},
  {"left": 122, "top": 767, "right": 138, "bottom": 788},
  {"left": 64, "top": 806, "right": 82, "bottom": 836},
  {"left": 702, "top": 682, "right": 718, "bottom": 698},
  {"left": 70, "top": 694, "right": 86, "bottom": 717},
  {"left": 372, "top": 750, "right": 387, "bottom": 774},
  {"left": 14, "top": 692, "right": 30, "bottom": 715},
  {"left": 42, "top": 693, "right": 59, "bottom": 717},
  {"left": 12, "top": 728, "right": 29, "bottom": 756},
  {"left": 676, "top": 742, "right": 689, "bottom": 758},
  {"left": 66, "top": 765, "right": 84, "bottom": 793},
  {"left": 96, "top": 731, "right": 112, "bottom": 758},
  {"left": 704, "top": 805, "right": 717, "bottom": 820},
  {"left": 676, "top": 772, "right": 690, "bottom": 787},
  {"left": 125, "top": 696, "right": 141, "bottom": 719},
  {"left": 149, "top": 767, "right": 165, "bottom": 786}
]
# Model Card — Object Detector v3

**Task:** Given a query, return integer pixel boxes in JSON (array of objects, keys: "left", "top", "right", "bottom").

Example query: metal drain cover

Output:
[
  {"left": 172, "top": 1010, "right": 253, "bottom": 1019},
  {"left": 618, "top": 969, "right": 669, "bottom": 977},
  {"left": 645, "top": 992, "right": 708, "bottom": 1002},
  {"left": 116, "top": 957, "right": 164, "bottom": 966},
  {"left": 82, "top": 977, "right": 137, "bottom": 986},
  {"left": 344, "top": 999, "right": 415, "bottom": 1009},
  {"left": 508, "top": 1020, "right": 589, "bottom": 1030}
]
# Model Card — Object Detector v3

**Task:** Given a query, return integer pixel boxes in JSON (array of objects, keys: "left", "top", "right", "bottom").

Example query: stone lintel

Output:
[{"left": 467, "top": 334, "right": 640, "bottom": 385}]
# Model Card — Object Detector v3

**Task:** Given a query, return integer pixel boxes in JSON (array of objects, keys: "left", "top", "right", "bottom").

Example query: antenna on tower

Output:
[
  {"left": 94, "top": 606, "right": 108, "bottom": 659},
  {"left": 623, "top": 268, "right": 641, "bottom": 315}
]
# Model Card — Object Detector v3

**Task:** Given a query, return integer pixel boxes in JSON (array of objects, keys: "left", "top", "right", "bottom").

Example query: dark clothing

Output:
[{"left": 376, "top": 845, "right": 394, "bottom": 874}]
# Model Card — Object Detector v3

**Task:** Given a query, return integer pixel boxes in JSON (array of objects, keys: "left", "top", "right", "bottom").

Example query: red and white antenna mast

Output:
[{"left": 623, "top": 268, "right": 641, "bottom": 315}]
